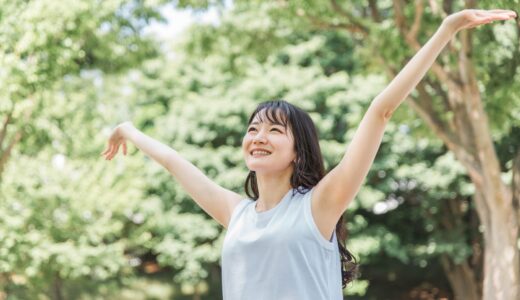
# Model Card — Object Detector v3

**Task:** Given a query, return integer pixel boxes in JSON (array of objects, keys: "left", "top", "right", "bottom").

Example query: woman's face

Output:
[{"left": 242, "top": 109, "right": 297, "bottom": 174}]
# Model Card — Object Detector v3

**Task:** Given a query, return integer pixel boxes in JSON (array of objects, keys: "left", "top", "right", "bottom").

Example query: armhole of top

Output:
[
  {"left": 303, "top": 187, "right": 336, "bottom": 251},
  {"left": 227, "top": 198, "right": 252, "bottom": 230}
]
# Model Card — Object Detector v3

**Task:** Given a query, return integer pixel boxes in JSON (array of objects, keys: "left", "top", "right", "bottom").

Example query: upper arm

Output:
[
  {"left": 311, "top": 105, "right": 390, "bottom": 238},
  {"left": 191, "top": 184, "right": 244, "bottom": 229},
  {"left": 163, "top": 152, "right": 245, "bottom": 229},
  {"left": 220, "top": 188, "right": 246, "bottom": 229}
]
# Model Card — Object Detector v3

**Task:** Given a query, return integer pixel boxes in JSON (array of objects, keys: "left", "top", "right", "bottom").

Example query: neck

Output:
[{"left": 254, "top": 168, "right": 293, "bottom": 212}]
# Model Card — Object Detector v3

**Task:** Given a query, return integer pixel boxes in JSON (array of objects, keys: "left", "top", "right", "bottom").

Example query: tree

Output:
[
  {"left": 0, "top": 0, "right": 165, "bottom": 298},
  {"left": 250, "top": 1, "right": 520, "bottom": 298},
  {"left": 173, "top": 0, "right": 520, "bottom": 298},
  {"left": 3, "top": 0, "right": 518, "bottom": 298},
  {"left": 0, "top": 0, "right": 161, "bottom": 180}
]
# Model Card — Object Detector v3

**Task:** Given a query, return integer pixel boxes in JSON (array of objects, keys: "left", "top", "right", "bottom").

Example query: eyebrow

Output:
[{"left": 250, "top": 121, "right": 285, "bottom": 126}]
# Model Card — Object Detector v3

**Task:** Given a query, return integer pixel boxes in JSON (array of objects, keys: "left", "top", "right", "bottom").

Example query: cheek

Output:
[
  {"left": 274, "top": 139, "right": 293, "bottom": 157},
  {"left": 241, "top": 135, "right": 250, "bottom": 152}
]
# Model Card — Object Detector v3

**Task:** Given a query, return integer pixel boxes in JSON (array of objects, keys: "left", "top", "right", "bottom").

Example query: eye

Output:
[
  {"left": 271, "top": 128, "right": 282, "bottom": 132},
  {"left": 248, "top": 127, "right": 257, "bottom": 132}
]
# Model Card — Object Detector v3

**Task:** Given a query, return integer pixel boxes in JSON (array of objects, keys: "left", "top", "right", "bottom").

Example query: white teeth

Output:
[{"left": 252, "top": 150, "right": 271, "bottom": 155}]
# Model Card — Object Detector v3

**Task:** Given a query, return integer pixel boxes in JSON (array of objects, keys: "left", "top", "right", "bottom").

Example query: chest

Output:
[{"left": 224, "top": 203, "right": 311, "bottom": 254}]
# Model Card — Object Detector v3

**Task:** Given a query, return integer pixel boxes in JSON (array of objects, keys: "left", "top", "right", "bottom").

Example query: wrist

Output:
[
  {"left": 438, "top": 19, "right": 458, "bottom": 39},
  {"left": 440, "top": 15, "right": 462, "bottom": 36},
  {"left": 118, "top": 122, "right": 135, "bottom": 138}
]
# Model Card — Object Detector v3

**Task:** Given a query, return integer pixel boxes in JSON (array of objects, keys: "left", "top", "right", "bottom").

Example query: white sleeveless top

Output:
[{"left": 221, "top": 186, "right": 343, "bottom": 300}]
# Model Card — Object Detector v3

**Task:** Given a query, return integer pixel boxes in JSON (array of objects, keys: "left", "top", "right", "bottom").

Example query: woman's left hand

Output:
[{"left": 443, "top": 9, "right": 517, "bottom": 33}]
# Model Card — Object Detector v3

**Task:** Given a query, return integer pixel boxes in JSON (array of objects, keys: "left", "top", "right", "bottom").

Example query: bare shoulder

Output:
[
  {"left": 221, "top": 189, "right": 247, "bottom": 229},
  {"left": 310, "top": 179, "right": 345, "bottom": 241}
]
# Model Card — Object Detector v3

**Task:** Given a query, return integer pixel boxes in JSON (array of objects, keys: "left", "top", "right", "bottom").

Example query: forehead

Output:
[{"left": 250, "top": 108, "right": 288, "bottom": 126}]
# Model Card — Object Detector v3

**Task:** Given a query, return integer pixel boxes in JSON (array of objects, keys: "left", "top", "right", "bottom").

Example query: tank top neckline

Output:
[{"left": 253, "top": 187, "right": 294, "bottom": 217}]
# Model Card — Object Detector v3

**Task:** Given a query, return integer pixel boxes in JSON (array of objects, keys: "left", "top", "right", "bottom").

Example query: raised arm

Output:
[
  {"left": 371, "top": 9, "right": 516, "bottom": 117},
  {"left": 310, "top": 9, "right": 517, "bottom": 240},
  {"left": 101, "top": 122, "right": 243, "bottom": 228}
]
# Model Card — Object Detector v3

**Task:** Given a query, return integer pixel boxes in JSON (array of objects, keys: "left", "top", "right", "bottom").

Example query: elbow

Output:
[
  {"left": 370, "top": 103, "right": 394, "bottom": 122},
  {"left": 382, "top": 109, "right": 394, "bottom": 121}
]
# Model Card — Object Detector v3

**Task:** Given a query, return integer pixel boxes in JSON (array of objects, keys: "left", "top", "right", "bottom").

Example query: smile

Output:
[{"left": 251, "top": 150, "right": 272, "bottom": 156}]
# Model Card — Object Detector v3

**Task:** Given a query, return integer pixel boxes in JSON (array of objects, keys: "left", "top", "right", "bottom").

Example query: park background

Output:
[{"left": 1, "top": 0, "right": 520, "bottom": 299}]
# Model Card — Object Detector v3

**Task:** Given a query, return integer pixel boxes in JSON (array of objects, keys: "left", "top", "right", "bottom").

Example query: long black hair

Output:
[{"left": 243, "top": 99, "right": 360, "bottom": 288}]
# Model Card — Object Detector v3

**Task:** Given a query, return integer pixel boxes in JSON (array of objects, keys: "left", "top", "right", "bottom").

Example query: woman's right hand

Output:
[{"left": 101, "top": 121, "right": 133, "bottom": 160}]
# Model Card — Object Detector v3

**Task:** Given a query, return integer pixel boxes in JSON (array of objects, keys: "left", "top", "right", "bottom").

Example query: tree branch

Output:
[
  {"left": 305, "top": 14, "right": 369, "bottom": 36},
  {"left": 423, "top": 78, "right": 460, "bottom": 134},
  {"left": 392, "top": 0, "right": 462, "bottom": 100},
  {"left": 428, "top": 0, "right": 447, "bottom": 18},
  {"left": 456, "top": 30, "right": 507, "bottom": 209},
  {"left": 512, "top": 149, "right": 520, "bottom": 232},
  {"left": 368, "top": 0, "right": 381, "bottom": 22},
  {"left": 392, "top": 0, "right": 407, "bottom": 34},
  {"left": 0, "top": 98, "right": 34, "bottom": 180},
  {"left": 465, "top": 0, "right": 476, "bottom": 9},
  {"left": 375, "top": 52, "right": 478, "bottom": 179},
  {"left": 0, "top": 110, "right": 13, "bottom": 147},
  {"left": 0, "top": 129, "right": 23, "bottom": 180},
  {"left": 424, "top": 78, "right": 451, "bottom": 110},
  {"left": 410, "top": 83, "right": 483, "bottom": 185},
  {"left": 329, "top": 0, "right": 369, "bottom": 35},
  {"left": 407, "top": 0, "right": 424, "bottom": 42},
  {"left": 443, "top": 0, "right": 454, "bottom": 16}
]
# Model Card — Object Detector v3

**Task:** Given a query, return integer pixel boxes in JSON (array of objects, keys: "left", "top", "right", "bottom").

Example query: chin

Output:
[
  {"left": 246, "top": 163, "right": 269, "bottom": 172},
  {"left": 247, "top": 164, "right": 287, "bottom": 175}
]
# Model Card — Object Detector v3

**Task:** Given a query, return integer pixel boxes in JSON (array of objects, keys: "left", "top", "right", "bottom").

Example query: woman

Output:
[{"left": 102, "top": 9, "right": 516, "bottom": 299}]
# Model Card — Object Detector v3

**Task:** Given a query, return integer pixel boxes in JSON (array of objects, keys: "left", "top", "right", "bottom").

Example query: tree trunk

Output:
[
  {"left": 0, "top": 273, "right": 11, "bottom": 300},
  {"left": 440, "top": 255, "right": 481, "bottom": 300},
  {"left": 404, "top": 42, "right": 520, "bottom": 299},
  {"left": 51, "top": 272, "right": 63, "bottom": 300},
  {"left": 512, "top": 151, "right": 520, "bottom": 236},
  {"left": 391, "top": 3, "right": 520, "bottom": 299},
  {"left": 193, "top": 283, "right": 201, "bottom": 300},
  {"left": 456, "top": 28, "right": 519, "bottom": 299},
  {"left": 437, "top": 196, "right": 482, "bottom": 299},
  {"left": 412, "top": 49, "right": 520, "bottom": 299},
  {"left": 308, "top": 0, "right": 520, "bottom": 298},
  {"left": 476, "top": 191, "right": 519, "bottom": 300}
]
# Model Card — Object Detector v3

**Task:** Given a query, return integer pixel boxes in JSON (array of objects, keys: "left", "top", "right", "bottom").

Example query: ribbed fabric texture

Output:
[{"left": 221, "top": 186, "right": 343, "bottom": 300}]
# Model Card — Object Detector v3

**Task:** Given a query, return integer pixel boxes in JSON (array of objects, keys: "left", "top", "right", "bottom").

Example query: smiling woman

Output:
[
  {"left": 242, "top": 104, "right": 297, "bottom": 187},
  {"left": 101, "top": 8, "right": 518, "bottom": 300},
  {"left": 230, "top": 100, "right": 359, "bottom": 299}
]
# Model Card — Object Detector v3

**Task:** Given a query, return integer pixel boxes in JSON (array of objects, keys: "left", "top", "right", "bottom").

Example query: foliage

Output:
[{"left": 2, "top": 0, "right": 519, "bottom": 299}]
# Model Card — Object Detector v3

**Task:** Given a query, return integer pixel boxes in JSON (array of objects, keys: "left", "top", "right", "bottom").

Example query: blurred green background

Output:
[{"left": 1, "top": 0, "right": 520, "bottom": 299}]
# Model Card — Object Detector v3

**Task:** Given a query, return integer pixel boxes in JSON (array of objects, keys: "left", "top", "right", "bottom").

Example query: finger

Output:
[
  {"left": 477, "top": 10, "right": 515, "bottom": 19},
  {"left": 481, "top": 14, "right": 515, "bottom": 23},
  {"left": 102, "top": 145, "right": 111, "bottom": 159},
  {"left": 108, "top": 143, "right": 115, "bottom": 155},
  {"left": 476, "top": 9, "right": 516, "bottom": 18},
  {"left": 491, "top": 14, "right": 516, "bottom": 21},
  {"left": 123, "top": 142, "right": 127, "bottom": 155},
  {"left": 110, "top": 144, "right": 120, "bottom": 160},
  {"left": 101, "top": 144, "right": 112, "bottom": 156},
  {"left": 105, "top": 144, "right": 116, "bottom": 160},
  {"left": 488, "top": 11, "right": 517, "bottom": 19},
  {"left": 488, "top": 9, "right": 516, "bottom": 15}
]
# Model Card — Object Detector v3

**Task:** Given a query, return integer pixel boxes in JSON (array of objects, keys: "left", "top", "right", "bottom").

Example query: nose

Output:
[{"left": 252, "top": 129, "right": 267, "bottom": 144}]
